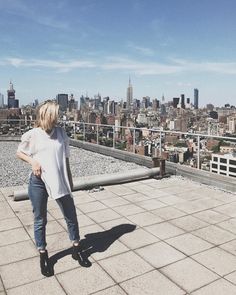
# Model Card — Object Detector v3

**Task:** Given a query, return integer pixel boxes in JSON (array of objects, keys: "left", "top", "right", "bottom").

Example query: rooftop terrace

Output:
[{"left": 1, "top": 173, "right": 236, "bottom": 294}]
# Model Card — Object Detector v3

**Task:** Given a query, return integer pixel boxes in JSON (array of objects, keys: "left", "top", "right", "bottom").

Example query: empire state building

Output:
[{"left": 126, "top": 77, "right": 133, "bottom": 110}]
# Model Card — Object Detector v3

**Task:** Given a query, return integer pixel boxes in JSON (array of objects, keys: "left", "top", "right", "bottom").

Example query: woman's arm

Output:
[
  {"left": 16, "top": 151, "right": 42, "bottom": 177},
  {"left": 66, "top": 157, "right": 73, "bottom": 191}
]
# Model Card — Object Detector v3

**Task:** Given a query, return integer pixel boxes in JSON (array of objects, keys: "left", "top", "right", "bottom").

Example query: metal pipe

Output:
[{"left": 13, "top": 167, "right": 160, "bottom": 201}]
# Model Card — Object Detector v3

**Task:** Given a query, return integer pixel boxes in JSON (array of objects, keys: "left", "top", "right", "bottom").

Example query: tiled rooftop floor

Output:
[{"left": 1, "top": 176, "right": 236, "bottom": 294}]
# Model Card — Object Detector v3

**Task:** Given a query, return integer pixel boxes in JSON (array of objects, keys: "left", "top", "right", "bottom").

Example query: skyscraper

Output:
[
  {"left": 126, "top": 77, "right": 133, "bottom": 109},
  {"left": 7, "top": 81, "right": 19, "bottom": 108},
  {"left": 0, "top": 93, "right": 4, "bottom": 108},
  {"left": 56, "top": 93, "right": 68, "bottom": 112},
  {"left": 194, "top": 88, "right": 199, "bottom": 109},
  {"left": 180, "top": 94, "right": 185, "bottom": 109}
]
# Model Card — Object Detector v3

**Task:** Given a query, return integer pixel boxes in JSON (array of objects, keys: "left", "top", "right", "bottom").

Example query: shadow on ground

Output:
[{"left": 49, "top": 223, "right": 136, "bottom": 271}]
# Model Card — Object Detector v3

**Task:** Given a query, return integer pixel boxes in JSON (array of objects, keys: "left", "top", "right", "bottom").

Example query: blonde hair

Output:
[{"left": 35, "top": 100, "right": 59, "bottom": 132}]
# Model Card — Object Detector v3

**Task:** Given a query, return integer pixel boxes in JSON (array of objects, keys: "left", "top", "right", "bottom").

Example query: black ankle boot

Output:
[
  {"left": 72, "top": 244, "right": 80, "bottom": 260},
  {"left": 40, "top": 250, "right": 53, "bottom": 276},
  {"left": 72, "top": 244, "right": 91, "bottom": 267}
]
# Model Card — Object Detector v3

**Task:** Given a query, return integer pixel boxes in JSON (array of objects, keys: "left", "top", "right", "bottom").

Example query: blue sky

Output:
[{"left": 0, "top": 0, "right": 236, "bottom": 107}]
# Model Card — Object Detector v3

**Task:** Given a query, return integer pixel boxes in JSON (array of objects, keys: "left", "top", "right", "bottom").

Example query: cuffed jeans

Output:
[{"left": 28, "top": 173, "right": 80, "bottom": 250}]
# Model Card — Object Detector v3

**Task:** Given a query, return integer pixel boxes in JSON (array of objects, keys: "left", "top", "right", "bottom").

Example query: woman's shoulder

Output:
[{"left": 21, "top": 128, "right": 37, "bottom": 139}]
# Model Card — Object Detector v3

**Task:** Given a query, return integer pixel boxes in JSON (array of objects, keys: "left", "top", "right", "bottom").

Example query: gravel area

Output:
[{"left": 0, "top": 142, "right": 144, "bottom": 187}]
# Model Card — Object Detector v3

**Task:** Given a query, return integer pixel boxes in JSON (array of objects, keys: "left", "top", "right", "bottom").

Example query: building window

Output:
[
  {"left": 229, "top": 160, "right": 236, "bottom": 166},
  {"left": 229, "top": 174, "right": 236, "bottom": 178},
  {"left": 220, "top": 158, "right": 227, "bottom": 164},
  {"left": 220, "top": 165, "right": 227, "bottom": 171},
  {"left": 212, "top": 163, "right": 218, "bottom": 169},
  {"left": 220, "top": 172, "right": 226, "bottom": 175},
  {"left": 229, "top": 167, "right": 236, "bottom": 173},
  {"left": 213, "top": 157, "right": 218, "bottom": 162}
]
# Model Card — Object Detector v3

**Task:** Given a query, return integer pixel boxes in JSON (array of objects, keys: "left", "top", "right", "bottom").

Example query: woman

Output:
[{"left": 17, "top": 100, "right": 81, "bottom": 276}]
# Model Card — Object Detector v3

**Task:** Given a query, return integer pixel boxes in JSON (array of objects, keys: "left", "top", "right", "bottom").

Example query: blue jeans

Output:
[{"left": 28, "top": 173, "right": 80, "bottom": 250}]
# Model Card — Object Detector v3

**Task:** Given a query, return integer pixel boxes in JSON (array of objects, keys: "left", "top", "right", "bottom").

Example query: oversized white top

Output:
[{"left": 17, "top": 126, "right": 72, "bottom": 199}]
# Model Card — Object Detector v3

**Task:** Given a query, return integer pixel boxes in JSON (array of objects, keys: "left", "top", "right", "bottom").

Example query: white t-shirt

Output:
[{"left": 17, "top": 126, "right": 72, "bottom": 199}]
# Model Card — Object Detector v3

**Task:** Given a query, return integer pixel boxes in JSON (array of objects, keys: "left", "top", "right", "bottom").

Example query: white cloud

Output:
[
  {"left": 172, "top": 58, "right": 236, "bottom": 74},
  {"left": 2, "top": 56, "right": 236, "bottom": 76}
]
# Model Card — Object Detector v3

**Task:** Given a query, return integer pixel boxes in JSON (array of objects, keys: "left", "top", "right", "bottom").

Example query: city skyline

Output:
[{"left": 0, "top": 0, "right": 236, "bottom": 106}]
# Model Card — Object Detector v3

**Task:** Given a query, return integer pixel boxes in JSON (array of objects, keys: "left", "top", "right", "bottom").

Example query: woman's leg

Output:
[
  {"left": 28, "top": 174, "right": 49, "bottom": 250},
  {"left": 56, "top": 194, "right": 80, "bottom": 243},
  {"left": 28, "top": 174, "right": 52, "bottom": 276}
]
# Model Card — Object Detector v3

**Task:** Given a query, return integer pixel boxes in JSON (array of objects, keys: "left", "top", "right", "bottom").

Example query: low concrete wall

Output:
[
  {"left": 166, "top": 162, "right": 236, "bottom": 193},
  {"left": 70, "top": 139, "right": 236, "bottom": 193},
  {"left": 70, "top": 139, "right": 154, "bottom": 168},
  {"left": 0, "top": 136, "right": 21, "bottom": 141}
]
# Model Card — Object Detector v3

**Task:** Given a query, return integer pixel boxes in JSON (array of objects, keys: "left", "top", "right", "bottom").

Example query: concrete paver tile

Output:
[
  {"left": 214, "top": 202, "right": 236, "bottom": 218},
  {"left": 101, "top": 197, "right": 130, "bottom": 208},
  {"left": 151, "top": 206, "right": 186, "bottom": 220},
  {"left": 122, "top": 192, "right": 149, "bottom": 203},
  {"left": 87, "top": 208, "right": 122, "bottom": 223},
  {"left": 136, "top": 199, "right": 166, "bottom": 210},
  {"left": 119, "top": 228, "right": 159, "bottom": 249},
  {"left": 0, "top": 217, "right": 22, "bottom": 232},
  {"left": 212, "top": 193, "right": 236, "bottom": 204},
  {"left": 126, "top": 211, "right": 163, "bottom": 227},
  {"left": 158, "top": 195, "right": 186, "bottom": 205},
  {"left": 224, "top": 270, "right": 236, "bottom": 285},
  {"left": 79, "top": 201, "right": 107, "bottom": 213},
  {"left": 135, "top": 241, "right": 186, "bottom": 268},
  {"left": 0, "top": 256, "right": 45, "bottom": 289},
  {"left": 170, "top": 215, "right": 208, "bottom": 232},
  {"left": 0, "top": 279, "right": 3, "bottom": 292},
  {"left": 174, "top": 198, "right": 223, "bottom": 214},
  {"left": 0, "top": 228, "right": 30, "bottom": 247},
  {"left": 217, "top": 218, "right": 236, "bottom": 235},
  {"left": 161, "top": 257, "right": 219, "bottom": 293},
  {"left": 166, "top": 233, "right": 213, "bottom": 256},
  {"left": 192, "top": 225, "right": 236, "bottom": 245},
  {"left": 127, "top": 183, "right": 152, "bottom": 194},
  {"left": 46, "top": 231, "right": 73, "bottom": 252},
  {"left": 57, "top": 263, "right": 115, "bottom": 295},
  {"left": 0, "top": 240, "right": 37, "bottom": 266},
  {"left": 191, "top": 278, "right": 236, "bottom": 295},
  {"left": 75, "top": 213, "right": 95, "bottom": 227},
  {"left": 145, "top": 221, "right": 185, "bottom": 240},
  {"left": 193, "top": 209, "right": 229, "bottom": 224},
  {"left": 99, "top": 251, "right": 153, "bottom": 283},
  {"left": 0, "top": 202, "right": 15, "bottom": 220},
  {"left": 73, "top": 193, "right": 95, "bottom": 204},
  {"left": 120, "top": 270, "right": 185, "bottom": 295},
  {"left": 113, "top": 204, "right": 144, "bottom": 216},
  {"left": 7, "top": 199, "right": 33, "bottom": 213},
  {"left": 6, "top": 277, "right": 66, "bottom": 295},
  {"left": 142, "top": 188, "right": 170, "bottom": 199},
  {"left": 106, "top": 184, "right": 135, "bottom": 196},
  {"left": 88, "top": 190, "right": 118, "bottom": 201},
  {"left": 175, "top": 191, "right": 204, "bottom": 201},
  {"left": 220, "top": 239, "right": 236, "bottom": 256},
  {"left": 192, "top": 247, "right": 236, "bottom": 276},
  {"left": 93, "top": 285, "right": 127, "bottom": 295}
]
